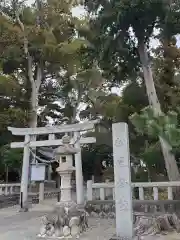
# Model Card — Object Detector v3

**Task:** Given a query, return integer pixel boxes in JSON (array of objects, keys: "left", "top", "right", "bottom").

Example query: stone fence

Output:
[
  {"left": 86, "top": 181, "right": 180, "bottom": 201},
  {"left": 0, "top": 180, "right": 57, "bottom": 196},
  {"left": 0, "top": 183, "right": 21, "bottom": 195},
  {"left": 85, "top": 181, "right": 180, "bottom": 218},
  {"left": 0, "top": 181, "right": 60, "bottom": 208}
]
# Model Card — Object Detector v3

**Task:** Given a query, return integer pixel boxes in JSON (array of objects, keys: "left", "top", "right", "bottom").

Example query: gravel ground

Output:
[
  {"left": 0, "top": 201, "right": 116, "bottom": 240},
  {"left": 1, "top": 200, "right": 180, "bottom": 240}
]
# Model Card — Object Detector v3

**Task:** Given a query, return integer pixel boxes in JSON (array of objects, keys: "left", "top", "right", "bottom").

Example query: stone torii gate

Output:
[{"left": 8, "top": 120, "right": 98, "bottom": 209}]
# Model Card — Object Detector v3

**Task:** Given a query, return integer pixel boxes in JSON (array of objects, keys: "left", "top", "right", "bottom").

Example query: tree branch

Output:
[
  {"left": 0, "top": 10, "right": 14, "bottom": 23},
  {"left": 36, "top": 62, "right": 43, "bottom": 91},
  {"left": 15, "top": 14, "right": 34, "bottom": 85}
]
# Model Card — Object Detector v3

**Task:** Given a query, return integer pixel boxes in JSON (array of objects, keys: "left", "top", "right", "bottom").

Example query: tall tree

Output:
[
  {"left": 84, "top": 0, "right": 180, "bottom": 181},
  {"left": 153, "top": 37, "right": 180, "bottom": 112},
  {"left": 0, "top": 0, "right": 86, "bottom": 128},
  {"left": 49, "top": 67, "right": 104, "bottom": 125}
]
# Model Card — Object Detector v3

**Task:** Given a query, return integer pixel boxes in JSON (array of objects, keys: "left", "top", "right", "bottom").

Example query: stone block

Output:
[{"left": 38, "top": 201, "right": 88, "bottom": 238}]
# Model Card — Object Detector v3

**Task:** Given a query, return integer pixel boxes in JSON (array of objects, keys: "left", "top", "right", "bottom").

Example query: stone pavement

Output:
[{"left": 0, "top": 198, "right": 116, "bottom": 240}]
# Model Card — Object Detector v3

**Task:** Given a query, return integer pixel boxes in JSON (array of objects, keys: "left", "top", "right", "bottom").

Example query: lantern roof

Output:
[{"left": 55, "top": 134, "right": 78, "bottom": 155}]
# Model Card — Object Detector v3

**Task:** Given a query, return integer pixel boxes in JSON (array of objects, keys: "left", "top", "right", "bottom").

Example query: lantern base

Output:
[{"left": 38, "top": 201, "right": 88, "bottom": 239}]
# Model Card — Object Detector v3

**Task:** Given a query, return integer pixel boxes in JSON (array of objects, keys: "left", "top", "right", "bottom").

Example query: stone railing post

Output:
[
  {"left": 87, "top": 180, "right": 93, "bottom": 201},
  {"left": 39, "top": 182, "right": 45, "bottom": 203},
  {"left": 139, "top": 187, "right": 144, "bottom": 200},
  {"left": 10, "top": 186, "right": 13, "bottom": 195},
  {"left": 153, "top": 187, "right": 159, "bottom": 200},
  {"left": 5, "top": 186, "right": 8, "bottom": 195},
  {"left": 100, "top": 188, "right": 105, "bottom": 200},
  {"left": 168, "top": 186, "right": 173, "bottom": 200},
  {"left": 0, "top": 187, "right": 3, "bottom": 195}
]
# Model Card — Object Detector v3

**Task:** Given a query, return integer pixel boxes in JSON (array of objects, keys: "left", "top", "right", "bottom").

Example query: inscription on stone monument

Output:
[
  {"left": 116, "top": 198, "right": 129, "bottom": 211},
  {"left": 117, "top": 157, "right": 127, "bottom": 167},
  {"left": 115, "top": 138, "right": 125, "bottom": 147},
  {"left": 116, "top": 178, "right": 128, "bottom": 188}
]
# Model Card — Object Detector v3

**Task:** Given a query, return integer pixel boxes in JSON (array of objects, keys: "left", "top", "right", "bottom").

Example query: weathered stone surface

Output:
[
  {"left": 99, "top": 211, "right": 107, "bottom": 219},
  {"left": 85, "top": 203, "right": 116, "bottom": 218},
  {"left": 90, "top": 211, "right": 99, "bottom": 218},
  {"left": 112, "top": 123, "right": 133, "bottom": 239},
  {"left": 38, "top": 202, "right": 88, "bottom": 238},
  {"left": 71, "top": 225, "right": 80, "bottom": 237},
  {"left": 39, "top": 225, "right": 46, "bottom": 236},
  {"left": 63, "top": 225, "right": 71, "bottom": 236},
  {"left": 134, "top": 213, "right": 180, "bottom": 237},
  {"left": 54, "top": 227, "right": 63, "bottom": 237},
  {"left": 103, "top": 205, "right": 110, "bottom": 213},
  {"left": 69, "top": 216, "right": 80, "bottom": 227},
  {"left": 108, "top": 212, "right": 116, "bottom": 219}
]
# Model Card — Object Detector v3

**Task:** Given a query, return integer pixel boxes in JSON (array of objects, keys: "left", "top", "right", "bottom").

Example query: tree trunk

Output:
[
  {"left": 30, "top": 82, "right": 38, "bottom": 128},
  {"left": 138, "top": 41, "right": 180, "bottom": 182}
]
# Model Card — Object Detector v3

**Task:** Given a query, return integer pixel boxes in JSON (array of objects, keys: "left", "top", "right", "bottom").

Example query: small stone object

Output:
[
  {"left": 48, "top": 225, "right": 55, "bottom": 236},
  {"left": 63, "top": 225, "right": 71, "bottom": 237},
  {"left": 46, "top": 230, "right": 52, "bottom": 236},
  {"left": 55, "top": 205, "right": 66, "bottom": 217},
  {"left": 103, "top": 204, "right": 110, "bottom": 213},
  {"left": 91, "top": 211, "right": 99, "bottom": 218},
  {"left": 99, "top": 211, "right": 107, "bottom": 218},
  {"left": 38, "top": 203, "right": 88, "bottom": 238},
  {"left": 41, "top": 216, "right": 48, "bottom": 225},
  {"left": 54, "top": 228, "right": 63, "bottom": 237},
  {"left": 108, "top": 212, "right": 116, "bottom": 219},
  {"left": 39, "top": 226, "right": 47, "bottom": 236},
  {"left": 71, "top": 225, "right": 80, "bottom": 237},
  {"left": 46, "top": 213, "right": 58, "bottom": 225},
  {"left": 69, "top": 217, "right": 80, "bottom": 227}
]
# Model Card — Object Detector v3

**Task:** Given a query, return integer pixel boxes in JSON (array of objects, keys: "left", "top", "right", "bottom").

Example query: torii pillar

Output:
[{"left": 74, "top": 131, "right": 84, "bottom": 205}]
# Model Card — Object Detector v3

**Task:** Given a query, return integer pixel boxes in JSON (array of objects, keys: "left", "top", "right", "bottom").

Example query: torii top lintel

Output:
[{"left": 8, "top": 120, "right": 99, "bottom": 136}]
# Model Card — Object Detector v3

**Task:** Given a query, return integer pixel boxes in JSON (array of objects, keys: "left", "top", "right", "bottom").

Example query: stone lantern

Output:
[
  {"left": 55, "top": 134, "right": 77, "bottom": 202},
  {"left": 38, "top": 134, "right": 88, "bottom": 239}
]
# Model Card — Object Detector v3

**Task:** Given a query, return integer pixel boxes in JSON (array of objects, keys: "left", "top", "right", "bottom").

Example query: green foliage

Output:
[
  {"left": 83, "top": 0, "right": 180, "bottom": 88},
  {"left": 0, "top": 71, "right": 28, "bottom": 133},
  {"left": 130, "top": 106, "right": 180, "bottom": 149},
  {"left": 82, "top": 143, "right": 112, "bottom": 181},
  {"left": 0, "top": 0, "right": 180, "bottom": 182},
  {"left": 140, "top": 142, "right": 166, "bottom": 177},
  {"left": 0, "top": 0, "right": 82, "bottom": 71},
  {"left": 0, "top": 144, "right": 23, "bottom": 171},
  {"left": 152, "top": 37, "right": 180, "bottom": 112},
  {"left": 122, "top": 81, "right": 148, "bottom": 111}
]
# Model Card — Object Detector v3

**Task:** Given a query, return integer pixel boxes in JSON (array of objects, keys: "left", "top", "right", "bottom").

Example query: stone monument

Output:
[
  {"left": 38, "top": 134, "right": 88, "bottom": 239},
  {"left": 111, "top": 122, "right": 134, "bottom": 239}
]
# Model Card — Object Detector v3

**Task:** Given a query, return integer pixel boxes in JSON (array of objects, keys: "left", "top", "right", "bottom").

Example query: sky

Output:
[{"left": 27, "top": 0, "right": 86, "bottom": 17}]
